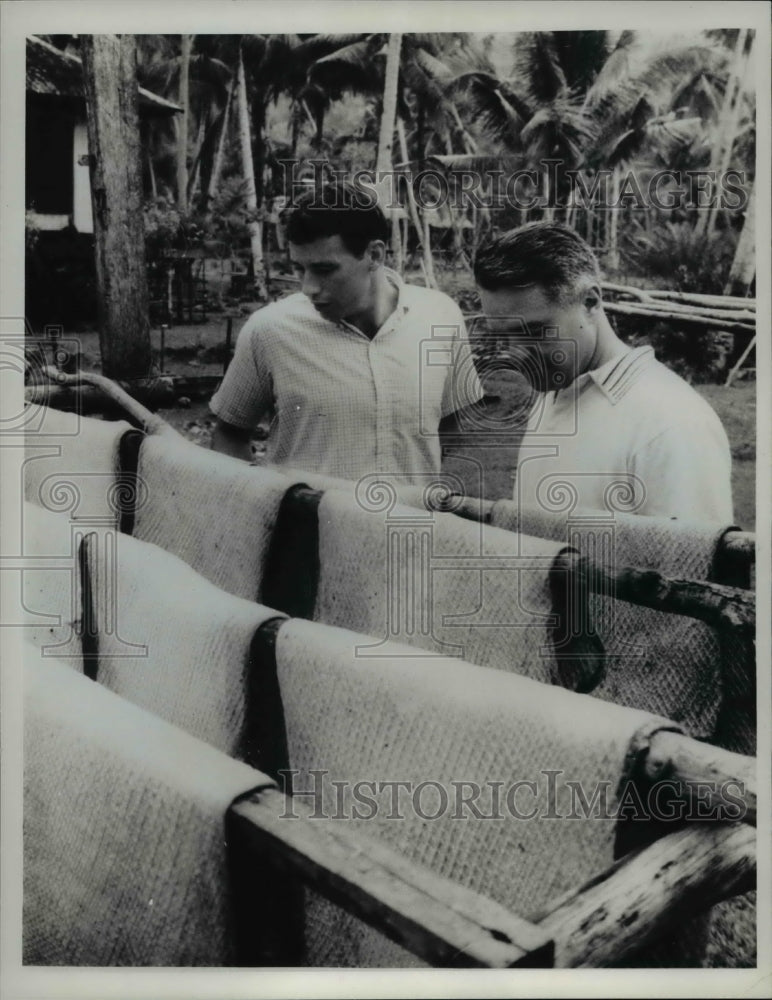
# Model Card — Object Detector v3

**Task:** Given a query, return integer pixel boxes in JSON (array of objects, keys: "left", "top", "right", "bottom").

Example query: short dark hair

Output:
[
  {"left": 285, "top": 179, "right": 389, "bottom": 257},
  {"left": 474, "top": 222, "right": 600, "bottom": 302}
]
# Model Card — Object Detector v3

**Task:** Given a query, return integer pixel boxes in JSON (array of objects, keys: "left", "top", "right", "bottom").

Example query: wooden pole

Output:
[
  {"left": 229, "top": 786, "right": 554, "bottom": 968},
  {"left": 539, "top": 822, "right": 755, "bottom": 967},
  {"left": 603, "top": 301, "right": 755, "bottom": 336},
  {"left": 35, "top": 367, "right": 180, "bottom": 437},
  {"left": 80, "top": 35, "right": 153, "bottom": 380},
  {"left": 602, "top": 282, "right": 756, "bottom": 309},
  {"left": 556, "top": 552, "right": 755, "bottom": 632},
  {"left": 641, "top": 729, "right": 757, "bottom": 825}
]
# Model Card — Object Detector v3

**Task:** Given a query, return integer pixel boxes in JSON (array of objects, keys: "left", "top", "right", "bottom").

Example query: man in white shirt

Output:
[
  {"left": 473, "top": 222, "right": 733, "bottom": 520},
  {"left": 210, "top": 181, "right": 483, "bottom": 482}
]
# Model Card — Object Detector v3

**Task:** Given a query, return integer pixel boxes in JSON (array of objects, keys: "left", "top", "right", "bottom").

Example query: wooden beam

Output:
[
  {"left": 228, "top": 786, "right": 554, "bottom": 968},
  {"left": 538, "top": 822, "right": 755, "bottom": 967},
  {"left": 557, "top": 553, "right": 755, "bottom": 632},
  {"left": 601, "top": 283, "right": 756, "bottom": 310},
  {"left": 28, "top": 368, "right": 180, "bottom": 436},
  {"left": 640, "top": 730, "right": 756, "bottom": 826},
  {"left": 446, "top": 493, "right": 756, "bottom": 582},
  {"left": 80, "top": 35, "right": 153, "bottom": 380},
  {"left": 604, "top": 301, "right": 755, "bottom": 336}
]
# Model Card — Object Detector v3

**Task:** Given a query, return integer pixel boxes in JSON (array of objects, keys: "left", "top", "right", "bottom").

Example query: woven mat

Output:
[
  {"left": 23, "top": 406, "right": 131, "bottom": 528},
  {"left": 274, "top": 618, "right": 681, "bottom": 967},
  {"left": 20, "top": 502, "right": 91, "bottom": 663},
  {"left": 315, "top": 491, "right": 580, "bottom": 685},
  {"left": 23, "top": 653, "right": 270, "bottom": 965},
  {"left": 273, "top": 465, "right": 437, "bottom": 512},
  {"left": 491, "top": 502, "right": 756, "bottom": 966},
  {"left": 491, "top": 503, "right": 734, "bottom": 739},
  {"left": 85, "top": 531, "right": 279, "bottom": 757},
  {"left": 133, "top": 435, "right": 290, "bottom": 601}
]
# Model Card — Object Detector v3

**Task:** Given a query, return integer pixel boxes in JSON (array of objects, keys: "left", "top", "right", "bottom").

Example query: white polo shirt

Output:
[
  {"left": 210, "top": 271, "right": 483, "bottom": 482},
  {"left": 514, "top": 346, "right": 734, "bottom": 520}
]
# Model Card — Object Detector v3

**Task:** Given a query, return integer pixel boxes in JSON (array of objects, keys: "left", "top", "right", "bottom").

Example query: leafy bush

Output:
[{"left": 620, "top": 219, "right": 738, "bottom": 295}]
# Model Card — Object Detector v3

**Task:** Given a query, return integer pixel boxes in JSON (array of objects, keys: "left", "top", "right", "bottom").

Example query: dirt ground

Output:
[{"left": 62, "top": 311, "right": 757, "bottom": 531}]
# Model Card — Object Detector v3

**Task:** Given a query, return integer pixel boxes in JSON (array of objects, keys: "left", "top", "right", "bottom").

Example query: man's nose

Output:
[{"left": 301, "top": 274, "right": 321, "bottom": 299}]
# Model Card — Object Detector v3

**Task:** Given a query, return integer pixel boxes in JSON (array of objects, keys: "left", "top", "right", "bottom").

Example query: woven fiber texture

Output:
[
  {"left": 20, "top": 502, "right": 91, "bottom": 663},
  {"left": 133, "top": 434, "right": 290, "bottom": 601},
  {"left": 23, "top": 654, "right": 270, "bottom": 965},
  {"left": 491, "top": 503, "right": 731, "bottom": 738},
  {"left": 490, "top": 504, "right": 755, "bottom": 967},
  {"left": 274, "top": 618, "right": 679, "bottom": 968},
  {"left": 23, "top": 406, "right": 131, "bottom": 528},
  {"left": 315, "top": 490, "right": 578, "bottom": 685},
  {"left": 273, "top": 465, "right": 435, "bottom": 512},
  {"left": 86, "top": 531, "right": 278, "bottom": 756}
]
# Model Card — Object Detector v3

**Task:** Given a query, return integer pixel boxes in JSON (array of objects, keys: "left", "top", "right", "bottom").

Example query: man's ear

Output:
[
  {"left": 366, "top": 240, "right": 386, "bottom": 267},
  {"left": 583, "top": 283, "right": 602, "bottom": 313}
]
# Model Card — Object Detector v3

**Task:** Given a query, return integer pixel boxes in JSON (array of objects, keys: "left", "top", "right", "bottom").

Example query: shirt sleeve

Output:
[
  {"left": 209, "top": 312, "right": 274, "bottom": 429},
  {"left": 440, "top": 303, "right": 485, "bottom": 418},
  {"left": 630, "top": 418, "right": 735, "bottom": 522}
]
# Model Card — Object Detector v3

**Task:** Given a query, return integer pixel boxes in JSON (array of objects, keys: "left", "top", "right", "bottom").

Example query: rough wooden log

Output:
[
  {"left": 80, "top": 35, "right": 153, "bottom": 379},
  {"left": 445, "top": 497, "right": 755, "bottom": 576},
  {"left": 28, "top": 368, "right": 180, "bottom": 436},
  {"left": 229, "top": 786, "right": 554, "bottom": 968},
  {"left": 618, "top": 300, "right": 755, "bottom": 325},
  {"left": 604, "top": 301, "right": 755, "bottom": 335},
  {"left": 641, "top": 730, "right": 756, "bottom": 826},
  {"left": 558, "top": 553, "right": 755, "bottom": 632},
  {"left": 539, "top": 822, "right": 755, "bottom": 967},
  {"left": 602, "top": 283, "right": 756, "bottom": 310}
]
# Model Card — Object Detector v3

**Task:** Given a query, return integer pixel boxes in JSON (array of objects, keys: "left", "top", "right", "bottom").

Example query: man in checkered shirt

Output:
[{"left": 210, "top": 181, "right": 483, "bottom": 482}]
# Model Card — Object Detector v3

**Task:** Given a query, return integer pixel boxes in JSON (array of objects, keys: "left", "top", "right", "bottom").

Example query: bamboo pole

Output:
[
  {"left": 539, "top": 822, "right": 755, "bottom": 967},
  {"left": 601, "top": 283, "right": 756, "bottom": 309},
  {"left": 603, "top": 301, "right": 755, "bottom": 335},
  {"left": 618, "top": 301, "right": 756, "bottom": 324}
]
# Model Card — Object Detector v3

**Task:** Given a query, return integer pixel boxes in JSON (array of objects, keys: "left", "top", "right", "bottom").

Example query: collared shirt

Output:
[
  {"left": 515, "top": 346, "right": 734, "bottom": 520},
  {"left": 210, "top": 270, "right": 483, "bottom": 482}
]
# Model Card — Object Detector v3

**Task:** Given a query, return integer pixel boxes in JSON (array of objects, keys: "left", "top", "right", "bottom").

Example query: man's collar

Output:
[
  {"left": 585, "top": 345, "right": 656, "bottom": 404},
  {"left": 339, "top": 266, "right": 407, "bottom": 337}
]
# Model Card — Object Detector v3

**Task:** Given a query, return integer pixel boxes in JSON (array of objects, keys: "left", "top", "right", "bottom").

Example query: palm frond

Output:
[{"left": 427, "top": 152, "right": 522, "bottom": 173}]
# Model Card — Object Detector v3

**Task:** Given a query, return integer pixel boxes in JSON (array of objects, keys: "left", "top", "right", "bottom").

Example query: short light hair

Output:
[{"left": 474, "top": 222, "right": 601, "bottom": 302}]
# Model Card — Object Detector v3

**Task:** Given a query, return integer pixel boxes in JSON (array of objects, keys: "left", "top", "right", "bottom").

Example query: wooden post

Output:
[
  {"left": 539, "top": 822, "right": 755, "bottom": 967},
  {"left": 229, "top": 786, "right": 554, "bottom": 968},
  {"left": 80, "top": 35, "right": 152, "bottom": 380}
]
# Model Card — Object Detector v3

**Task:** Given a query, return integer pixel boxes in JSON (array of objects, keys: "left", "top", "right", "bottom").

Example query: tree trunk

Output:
[
  {"left": 208, "top": 75, "right": 235, "bottom": 208},
  {"left": 186, "top": 115, "right": 207, "bottom": 206},
  {"left": 176, "top": 33, "right": 191, "bottom": 212},
  {"left": 708, "top": 31, "right": 753, "bottom": 238},
  {"left": 376, "top": 32, "right": 402, "bottom": 174},
  {"left": 607, "top": 165, "right": 621, "bottom": 271},
  {"left": 724, "top": 182, "right": 755, "bottom": 296},
  {"left": 80, "top": 34, "right": 152, "bottom": 380},
  {"left": 397, "top": 117, "right": 436, "bottom": 287},
  {"left": 695, "top": 28, "right": 748, "bottom": 239},
  {"left": 237, "top": 44, "right": 267, "bottom": 299},
  {"left": 147, "top": 147, "right": 157, "bottom": 199}
]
